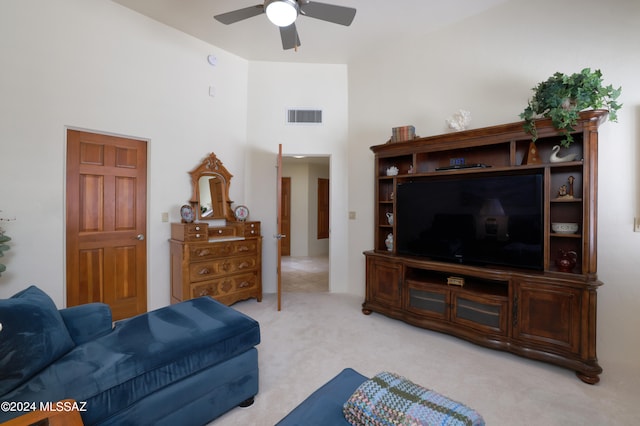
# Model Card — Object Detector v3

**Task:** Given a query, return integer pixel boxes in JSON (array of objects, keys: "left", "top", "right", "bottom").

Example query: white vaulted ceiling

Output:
[{"left": 112, "top": 0, "right": 509, "bottom": 64}]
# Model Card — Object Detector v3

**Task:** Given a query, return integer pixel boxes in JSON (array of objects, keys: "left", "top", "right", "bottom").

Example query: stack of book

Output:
[{"left": 391, "top": 125, "right": 416, "bottom": 142}]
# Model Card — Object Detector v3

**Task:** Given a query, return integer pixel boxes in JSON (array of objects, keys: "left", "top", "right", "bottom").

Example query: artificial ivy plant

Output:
[
  {"left": 0, "top": 213, "right": 11, "bottom": 276},
  {"left": 0, "top": 232, "right": 9, "bottom": 276},
  {"left": 520, "top": 68, "right": 622, "bottom": 147}
]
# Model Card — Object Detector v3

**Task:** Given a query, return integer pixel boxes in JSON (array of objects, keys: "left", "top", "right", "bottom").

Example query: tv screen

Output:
[{"left": 396, "top": 172, "right": 543, "bottom": 270}]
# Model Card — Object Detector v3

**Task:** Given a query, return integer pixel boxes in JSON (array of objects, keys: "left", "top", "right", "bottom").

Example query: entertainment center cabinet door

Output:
[
  {"left": 512, "top": 280, "right": 581, "bottom": 354},
  {"left": 365, "top": 256, "right": 402, "bottom": 311},
  {"left": 406, "top": 281, "right": 449, "bottom": 321},
  {"left": 451, "top": 292, "right": 508, "bottom": 336}
]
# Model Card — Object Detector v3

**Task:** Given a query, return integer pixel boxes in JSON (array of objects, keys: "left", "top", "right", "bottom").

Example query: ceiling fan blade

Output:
[
  {"left": 300, "top": 2, "right": 356, "bottom": 26},
  {"left": 279, "top": 23, "right": 301, "bottom": 50},
  {"left": 214, "top": 5, "right": 264, "bottom": 25}
]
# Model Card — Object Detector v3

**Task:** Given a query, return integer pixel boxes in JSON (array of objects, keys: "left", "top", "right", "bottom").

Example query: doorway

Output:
[{"left": 280, "top": 156, "right": 330, "bottom": 293}]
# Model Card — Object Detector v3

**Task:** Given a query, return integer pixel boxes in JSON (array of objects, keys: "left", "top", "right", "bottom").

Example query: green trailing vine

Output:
[
  {"left": 520, "top": 68, "right": 622, "bottom": 147},
  {"left": 0, "top": 213, "right": 13, "bottom": 276}
]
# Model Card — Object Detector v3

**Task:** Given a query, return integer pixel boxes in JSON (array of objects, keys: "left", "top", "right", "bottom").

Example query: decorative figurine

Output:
[
  {"left": 446, "top": 109, "right": 471, "bottom": 131},
  {"left": 568, "top": 175, "right": 575, "bottom": 198},
  {"left": 556, "top": 176, "right": 575, "bottom": 199},
  {"left": 557, "top": 185, "right": 568, "bottom": 198},
  {"left": 549, "top": 145, "right": 579, "bottom": 163}
]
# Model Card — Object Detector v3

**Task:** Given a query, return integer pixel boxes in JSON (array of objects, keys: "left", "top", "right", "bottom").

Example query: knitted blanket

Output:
[{"left": 343, "top": 372, "right": 484, "bottom": 426}]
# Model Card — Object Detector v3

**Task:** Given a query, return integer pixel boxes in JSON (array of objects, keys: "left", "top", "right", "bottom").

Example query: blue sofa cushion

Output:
[
  {"left": 2, "top": 296, "right": 260, "bottom": 425},
  {"left": 59, "top": 303, "right": 113, "bottom": 346},
  {"left": 0, "top": 285, "right": 75, "bottom": 395}
]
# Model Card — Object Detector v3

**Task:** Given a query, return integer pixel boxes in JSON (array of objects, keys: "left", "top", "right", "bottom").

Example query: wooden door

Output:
[
  {"left": 317, "top": 177, "right": 329, "bottom": 239},
  {"left": 66, "top": 130, "right": 147, "bottom": 320},
  {"left": 276, "top": 144, "right": 283, "bottom": 311},
  {"left": 281, "top": 177, "right": 291, "bottom": 256},
  {"left": 208, "top": 176, "right": 226, "bottom": 218}
]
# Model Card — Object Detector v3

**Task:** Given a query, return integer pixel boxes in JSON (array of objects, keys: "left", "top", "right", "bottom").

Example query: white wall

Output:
[
  {"left": 245, "top": 61, "right": 348, "bottom": 294},
  {"left": 347, "top": 0, "right": 640, "bottom": 373},
  {"left": 0, "top": 0, "right": 249, "bottom": 309}
]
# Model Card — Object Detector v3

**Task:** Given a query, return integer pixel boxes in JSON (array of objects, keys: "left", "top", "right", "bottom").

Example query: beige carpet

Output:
[
  {"left": 211, "top": 292, "right": 638, "bottom": 425},
  {"left": 281, "top": 256, "right": 329, "bottom": 293}
]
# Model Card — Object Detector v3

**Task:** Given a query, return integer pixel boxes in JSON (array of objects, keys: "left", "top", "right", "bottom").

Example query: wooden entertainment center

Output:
[{"left": 363, "top": 111, "right": 607, "bottom": 384}]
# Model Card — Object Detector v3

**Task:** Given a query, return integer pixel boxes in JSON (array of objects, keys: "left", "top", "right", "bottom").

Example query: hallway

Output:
[{"left": 281, "top": 256, "right": 328, "bottom": 292}]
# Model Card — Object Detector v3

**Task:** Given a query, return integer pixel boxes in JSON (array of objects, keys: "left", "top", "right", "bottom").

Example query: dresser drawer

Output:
[
  {"left": 188, "top": 239, "right": 258, "bottom": 261},
  {"left": 171, "top": 222, "right": 209, "bottom": 241},
  {"left": 243, "top": 221, "right": 261, "bottom": 237},
  {"left": 189, "top": 255, "right": 258, "bottom": 282},
  {"left": 190, "top": 272, "right": 259, "bottom": 298},
  {"left": 208, "top": 226, "right": 236, "bottom": 238}
]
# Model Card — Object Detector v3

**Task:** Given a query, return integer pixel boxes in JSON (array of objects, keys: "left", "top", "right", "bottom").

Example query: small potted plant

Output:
[{"left": 520, "top": 68, "right": 622, "bottom": 147}]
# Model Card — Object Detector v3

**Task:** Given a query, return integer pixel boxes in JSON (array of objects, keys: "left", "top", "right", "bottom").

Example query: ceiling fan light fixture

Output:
[{"left": 265, "top": 0, "right": 299, "bottom": 27}]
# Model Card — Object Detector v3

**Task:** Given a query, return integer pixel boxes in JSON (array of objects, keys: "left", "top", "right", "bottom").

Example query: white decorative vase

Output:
[{"left": 385, "top": 233, "right": 393, "bottom": 251}]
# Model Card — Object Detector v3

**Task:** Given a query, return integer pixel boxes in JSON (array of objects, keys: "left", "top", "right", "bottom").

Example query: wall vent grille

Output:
[{"left": 287, "top": 109, "right": 323, "bottom": 124}]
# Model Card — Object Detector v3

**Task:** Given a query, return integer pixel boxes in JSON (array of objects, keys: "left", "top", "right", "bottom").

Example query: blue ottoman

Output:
[
  {"left": 276, "top": 368, "right": 366, "bottom": 426},
  {"left": 277, "top": 368, "right": 485, "bottom": 426}
]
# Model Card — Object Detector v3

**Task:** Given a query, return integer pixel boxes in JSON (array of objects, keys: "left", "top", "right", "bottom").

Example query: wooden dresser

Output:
[{"left": 170, "top": 221, "right": 262, "bottom": 305}]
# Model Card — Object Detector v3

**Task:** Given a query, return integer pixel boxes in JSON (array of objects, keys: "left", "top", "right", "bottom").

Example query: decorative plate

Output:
[
  {"left": 180, "top": 204, "right": 195, "bottom": 223},
  {"left": 234, "top": 205, "right": 249, "bottom": 221}
]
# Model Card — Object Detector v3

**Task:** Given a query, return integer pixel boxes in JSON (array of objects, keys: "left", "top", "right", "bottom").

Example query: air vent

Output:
[{"left": 287, "top": 109, "right": 323, "bottom": 124}]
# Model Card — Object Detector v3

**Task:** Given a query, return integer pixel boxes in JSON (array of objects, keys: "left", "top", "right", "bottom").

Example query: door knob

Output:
[{"left": 135, "top": 234, "right": 145, "bottom": 241}]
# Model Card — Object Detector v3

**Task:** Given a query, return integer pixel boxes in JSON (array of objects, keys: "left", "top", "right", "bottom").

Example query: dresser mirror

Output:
[{"left": 189, "top": 152, "right": 235, "bottom": 222}]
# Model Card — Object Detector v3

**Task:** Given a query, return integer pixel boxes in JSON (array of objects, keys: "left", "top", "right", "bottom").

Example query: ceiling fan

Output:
[{"left": 214, "top": 0, "right": 356, "bottom": 50}]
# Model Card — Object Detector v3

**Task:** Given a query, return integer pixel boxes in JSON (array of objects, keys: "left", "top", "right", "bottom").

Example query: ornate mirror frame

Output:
[{"left": 189, "top": 152, "right": 235, "bottom": 222}]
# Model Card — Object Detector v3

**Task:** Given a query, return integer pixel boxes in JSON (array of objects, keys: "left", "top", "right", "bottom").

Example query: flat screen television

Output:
[{"left": 396, "top": 171, "right": 544, "bottom": 270}]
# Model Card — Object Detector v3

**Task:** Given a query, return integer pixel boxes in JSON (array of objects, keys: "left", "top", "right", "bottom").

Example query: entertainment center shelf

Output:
[{"left": 364, "top": 111, "right": 607, "bottom": 384}]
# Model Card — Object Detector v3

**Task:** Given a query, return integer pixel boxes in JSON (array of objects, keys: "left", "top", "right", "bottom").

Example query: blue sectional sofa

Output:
[{"left": 0, "top": 286, "right": 260, "bottom": 425}]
